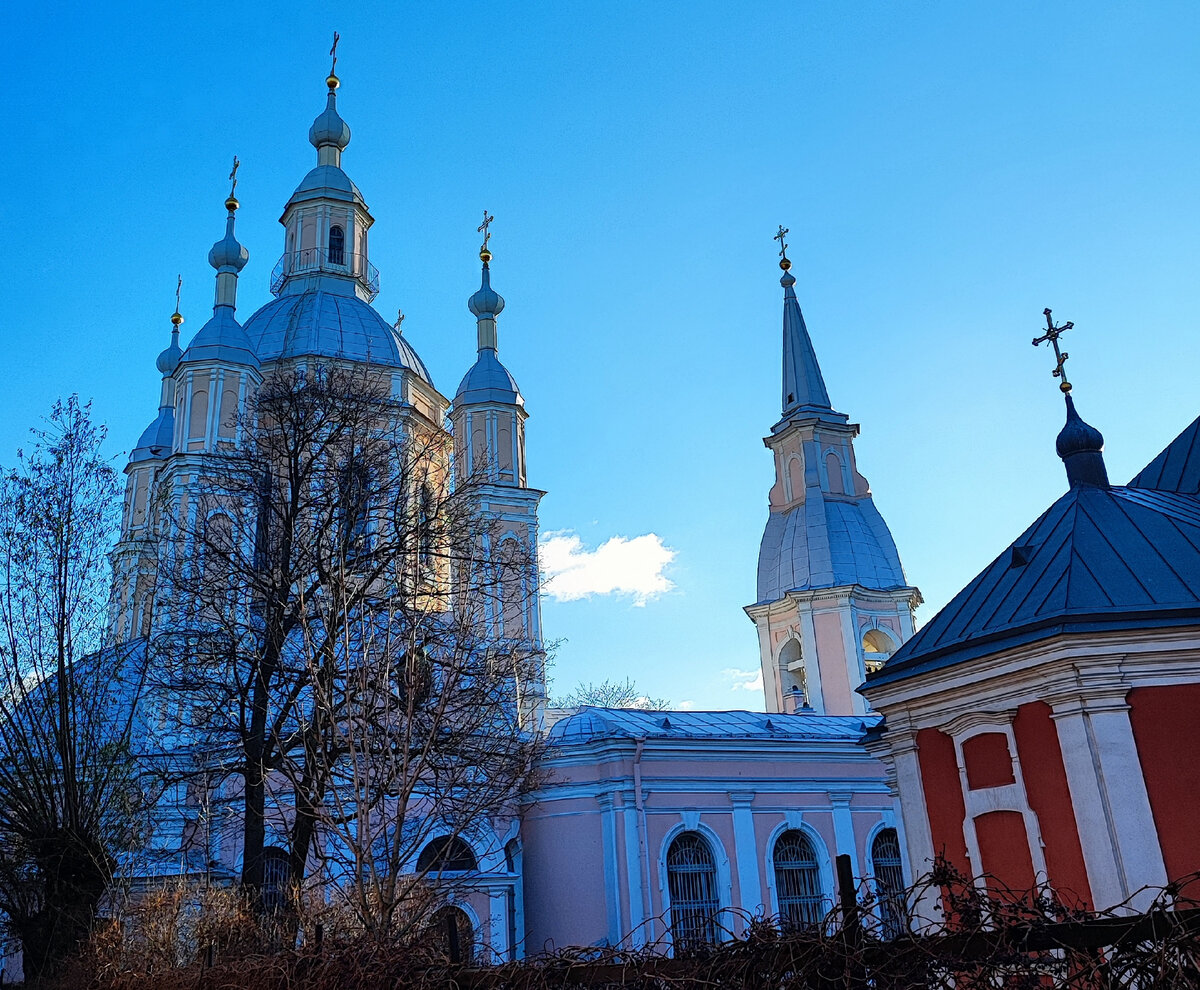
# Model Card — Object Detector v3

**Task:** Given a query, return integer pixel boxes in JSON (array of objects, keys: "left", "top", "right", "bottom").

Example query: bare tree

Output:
[
  {"left": 0, "top": 397, "right": 145, "bottom": 982},
  {"left": 151, "top": 365, "right": 543, "bottom": 931},
  {"left": 556, "top": 677, "right": 671, "bottom": 711}
]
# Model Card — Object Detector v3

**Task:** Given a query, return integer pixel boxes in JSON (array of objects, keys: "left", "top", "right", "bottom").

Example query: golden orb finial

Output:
[
  {"left": 171, "top": 311, "right": 184, "bottom": 326},
  {"left": 779, "top": 257, "right": 792, "bottom": 271},
  {"left": 1060, "top": 380, "right": 1072, "bottom": 393},
  {"left": 326, "top": 73, "right": 340, "bottom": 91},
  {"left": 480, "top": 247, "right": 493, "bottom": 263},
  {"left": 225, "top": 195, "right": 240, "bottom": 211}
]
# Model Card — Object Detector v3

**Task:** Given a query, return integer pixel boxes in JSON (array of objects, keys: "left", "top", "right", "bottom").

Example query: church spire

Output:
[
  {"left": 469, "top": 211, "right": 504, "bottom": 353},
  {"left": 775, "top": 226, "right": 834, "bottom": 420},
  {"left": 208, "top": 157, "right": 249, "bottom": 312},
  {"left": 309, "top": 32, "right": 351, "bottom": 167}
]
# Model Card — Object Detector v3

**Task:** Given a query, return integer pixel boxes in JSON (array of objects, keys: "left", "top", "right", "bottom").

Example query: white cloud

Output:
[
  {"left": 722, "top": 667, "right": 764, "bottom": 692},
  {"left": 539, "top": 531, "right": 676, "bottom": 606},
  {"left": 676, "top": 699, "right": 698, "bottom": 711}
]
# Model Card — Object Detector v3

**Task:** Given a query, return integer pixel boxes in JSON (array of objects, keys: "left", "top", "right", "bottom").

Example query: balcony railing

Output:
[{"left": 270, "top": 247, "right": 380, "bottom": 302}]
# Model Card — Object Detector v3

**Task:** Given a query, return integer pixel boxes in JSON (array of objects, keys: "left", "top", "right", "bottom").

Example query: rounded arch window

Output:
[
  {"left": 260, "top": 846, "right": 291, "bottom": 915},
  {"left": 861, "top": 629, "right": 896, "bottom": 674},
  {"left": 666, "top": 831, "right": 720, "bottom": 950},
  {"left": 871, "top": 828, "right": 908, "bottom": 938},
  {"left": 429, "top": 905, "right": 473, "bottom": 964},
  {"left": 417, "top": 835, "right": 478, "bottom": 873},
  {"left": 328, "top": 224, "right": 345, "bottom": 265},
  {"left": 773, "top": 829, "right": 824, "bottom": 929}
]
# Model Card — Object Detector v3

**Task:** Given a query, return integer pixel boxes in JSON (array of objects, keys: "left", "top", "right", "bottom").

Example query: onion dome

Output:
[
  {"left": 1056, "top": 394, "right": 1109, "bottom": 488},
  {"left": 467, "top": 263, "right": 505, "bottom": 319},
  {"left": 208, "top": 212, "right": 249, "bottom": 272},
  {"left": 309, "top": 79, "right": 351, "bottom": 152},
  {"left": 157, "top": 311, "right": 184, "bottom": 375}
]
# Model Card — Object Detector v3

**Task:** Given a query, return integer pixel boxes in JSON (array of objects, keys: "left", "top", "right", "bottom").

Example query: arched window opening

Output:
[
  {"left": 872, "top": 828, "right": 908, "bottom": 938},
  {"left": 189, "top": 389, "right": 208, "bottom": 439},
  {"left": 260, "top": 847, "right": 291, "bottom": 915},
  {"left": 328, "top": 224, "right": 345, "bottom": 265},
  {"left": 429, "top": 905, "right": 473, "bottom": 964},
  {"left": 774, "top": 830, "right": 824, "bottom": 930},
  {"left": 339, "top": 458, "right": 372, "bottom": 560},
  {"left": 825, "top": 452, "right": 845, "bottom": 495},
  {"left": 861, "top": 629, "right": 896, "bottom": 675},
  {"left": 395, "top": 646, "right": 433, "bottom": 708},
  {"left": 666, "top": 831, "right": 720, "bottom": 950},
  {"left": 418, "top": 835, "right": 478, "bottom": 874},
  {"left": 778, "top": 640, "right": 808, "bottom": 710}
]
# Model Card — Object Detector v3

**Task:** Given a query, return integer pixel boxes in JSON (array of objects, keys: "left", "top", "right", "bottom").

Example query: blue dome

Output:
[
  {"left": 156, "top": 338, "right": 183, "bottom": 375},
  {"left": 468, "top": 265, "right": 505, "bottom": 319},
  {"left": 181, "top": 308, "right": 259, "bottom": 368},
  {"left": 242, "top": 290, "right": 432, "bottom": 382},
  {"left": 455, "top": 349, "right": 523, "bottom": 407},
  {"left": 286, "top": 165, "right": 365, "bottom": 211},
  {"left": 309, "top": 91, "right": 351, "bottom": 151},
  {"left": 130, "top": 407, "right": 174, "bottom": 462},
  {"left": 756, "top": 497, "right": 908, "bottom": 603}
]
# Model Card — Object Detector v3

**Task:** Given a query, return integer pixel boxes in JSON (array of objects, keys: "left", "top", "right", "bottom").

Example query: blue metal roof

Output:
[
  {"left": 181, "top": 307, "right": 260, "bottom": 369},
  {"left": 1130, "top": 415, "right": 1200, "bottom": 495},
  {"left": 757, "top": 495, "right": 909, "bottom": 601},
  {"left": 455, "top": 349, "right": 523, "bottom": 406},
  {"left": 548, "top": 707, "right": 877, "bottom": 744},
  {"left": 130, "top": 406, "right": 174, "bottom": 462},
  {"left": 866, "top": 484, "right": 1200, "bottom": 688},
  {"left": 779, "top": 272, "right": 837, "bottom": 422},
  {"left": 241, "top": 289, "right": 432, "bottom": 381}
]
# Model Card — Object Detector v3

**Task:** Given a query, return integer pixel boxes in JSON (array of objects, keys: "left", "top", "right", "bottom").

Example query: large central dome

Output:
[{"left": 242, "top": 290, "right": 432, "bottom": 382}]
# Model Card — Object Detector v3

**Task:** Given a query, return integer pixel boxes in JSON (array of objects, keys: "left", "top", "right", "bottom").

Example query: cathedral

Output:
[
  {"left": 104, "top": 62, "right": 916, "bottom": 959},
  {"left": 92, "top": 50, "right": 1200, "bottom": 967}
]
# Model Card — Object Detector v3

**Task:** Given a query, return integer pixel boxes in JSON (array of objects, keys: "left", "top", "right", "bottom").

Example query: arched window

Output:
[
  {"left": 773, "top": 830, "right": 824, "bottom": 929},
  {"left": 778, "top": 639, "right": 807, "bottom": 708},
  {"left": 417, "top": 835, "right": 478, "bottom": 874},
  {"left": 861, "top": 629, "right": 896, "bottom": 675},
  {"left": 339, "top": 458, "right": 372, "bottom": 559},
  {"left": 429, "top": 905, "right": 473, "bottom": 964},
  {"left": 666, "top": 831, "right": 720, "bottom": 950},
  {"left": 328, "top": 224, "right": 345, "bottom": 265},
  {"left": 261, "top": 847, "right": 291, "bottom": 915},
  {"left": 872, "top": 828, "right": 908, "bottom": 938},
  {"left": 825, "top": 452, "right": 845, "bottom": 495}
]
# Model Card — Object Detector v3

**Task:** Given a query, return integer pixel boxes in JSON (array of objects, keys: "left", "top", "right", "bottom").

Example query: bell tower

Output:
[{"left": 745, "top": 229, "right": 921, "bottom": 716}]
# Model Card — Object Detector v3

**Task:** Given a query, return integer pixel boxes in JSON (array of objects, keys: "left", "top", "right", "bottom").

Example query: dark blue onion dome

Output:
[
  {"left": 1056, "top": 394, "right": 1109, "bottom": 488},
  {"left": 208, "top": 213, "right": 250, "bottom": 271},
  {"left": 468, "top": 264, "right": 505, "bottom": 319}
]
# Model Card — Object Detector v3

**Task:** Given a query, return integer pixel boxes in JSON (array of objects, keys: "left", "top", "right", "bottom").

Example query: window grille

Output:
[
  {"left": 328, "top": 225, "right": 345, "bottom": 265},
  {"left": 429, "top": 905, "right": 473, "bottom": 964},
  {"left": 418, "top": 835, "right": 478, "bottom": 873},
  {"left": 666, "top": 831, "right": 720, "bottom": 950},
  {"left": 872, "top": 828, "right": 908, "bottom": 938},
  {"left": 773, "top": 830, "right": 824, "bottom": 929},
  {"left": 261, "top": 847, "right": 291, "bottom": 915}
]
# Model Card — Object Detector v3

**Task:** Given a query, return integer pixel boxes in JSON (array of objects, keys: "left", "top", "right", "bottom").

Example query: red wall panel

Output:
[
  {"left": 1013, "top": 702, "right": 1093, "bottom": 908},
  {"left": 961, "top": 732, "right": 1015, "bottom": 789},
  {"left": 916, "top": 727, "right": 970, "bottom": 876},
  {"left": 1128, "top": 684, "right": 1200, "bottom": 884},
  {"left": 974, "top": 810, "right": 1036, "bottom": 896}
]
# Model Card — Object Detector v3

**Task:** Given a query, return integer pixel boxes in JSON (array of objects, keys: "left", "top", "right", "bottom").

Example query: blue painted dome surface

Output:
[
  {"left": 286, "top": 165, "right": 365, "bottom": 209},
  {"left": 455, "top": 349, "right": 523, "bottom": 406},
  {"left": 757, "top": 496, "right": 908, "bottom": 602},
  {"left": 242, "top": 289, "right": 432, "bottom": 382},
  {"left": 182, "top": 308, "right": 259, "bottom": 368},
  {"left": 130, "top": 407, "right": 174, "bottom": 462}
]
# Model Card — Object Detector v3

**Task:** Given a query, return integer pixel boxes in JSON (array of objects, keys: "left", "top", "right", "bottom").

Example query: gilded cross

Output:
[
  {"left": 330, "top": 31, "right": 340, "bottom": 75},
  {"left": 228, "top": 155, "right": 240, "bottom": 197},
  {"left": 175, "top": 274, "right": 183, "bottom": 312},
  {"left": 1032, "top": 307, "right": 1075, "bottom": 393},
  {"left": 478, "top": 210, "right": 495, "bottom": 251},
  {"left": 395, "top": 310, "right": 405, "bottom": 332},
  {"left": 774, "top": 224, "right": 789, "bottom": 261}
]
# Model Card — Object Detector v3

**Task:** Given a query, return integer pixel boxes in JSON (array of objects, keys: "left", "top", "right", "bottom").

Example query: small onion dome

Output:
[
  {"left": 309, "top": 89, "right": 351, "bottom": 151},
  {"left": 780, "top": 269, "right": 796, "bottom": 289},
  {"left": 1056, "top": 394, "right": 1109, "bottom": 488},
  {"left": 208, "top": 214, "right": 250, "bottom": 272},
  {"left": 156, "top": 335, "right": 183, "bottom": 376},
  {"left": 468, "top": 264, "right": 505, "bottom": 319}
]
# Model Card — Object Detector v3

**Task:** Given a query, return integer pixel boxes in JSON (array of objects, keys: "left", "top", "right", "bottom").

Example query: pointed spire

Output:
[
  {"left": 468, "top": 211, "right": 505, "bottom": 352},
  {"left": 775, "top": 226, "right": 834, "bottom": 418},
  {"left": 156, "top": 277, "right": 184, "bottom": 377}
]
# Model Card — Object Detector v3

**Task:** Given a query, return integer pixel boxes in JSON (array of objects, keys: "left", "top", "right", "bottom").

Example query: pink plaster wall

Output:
[{"left": 814, "top": 611, "right": 854, "bottom": 713}]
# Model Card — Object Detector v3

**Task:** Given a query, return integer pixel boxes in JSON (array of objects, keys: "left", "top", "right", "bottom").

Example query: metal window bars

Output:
[
  {"left": 774, "top": 830, "right": 825, "bottom": 930},
  {"left": 872, "top": 828, "right": 909, "bottom": 938},
  {"left": 667, "top": 832, "right": 720, "bottom": 950}
]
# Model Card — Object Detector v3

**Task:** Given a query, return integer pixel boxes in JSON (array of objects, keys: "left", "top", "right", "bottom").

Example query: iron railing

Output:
[{"left": 269, "top": 247, "right": 380, "bottom": 302}]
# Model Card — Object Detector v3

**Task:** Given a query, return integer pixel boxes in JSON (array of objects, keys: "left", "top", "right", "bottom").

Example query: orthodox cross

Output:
[
  {"left": 330, "top": 31, "right": 340, "bottom": 75},
  {"left": 478, "top": 210, "right": 495, "bottom": 251},
  {"left": 774, "top": 224, "right": 789, "bottom": 261},
  {"left": 228, "top": 155, "right": 240, "bottom": 197},
  {"left": 394, "top": 309, "right": 405, "bottom": 332},
  {"left": 1032, "top": 307, "right": 1075, "bottom": 393},
  {"left": 175, "top": 275, "right": 183, "bottom": 312}
]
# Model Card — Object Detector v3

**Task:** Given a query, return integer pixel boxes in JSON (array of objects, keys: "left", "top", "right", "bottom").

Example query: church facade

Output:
[{"left": 103, "top": 65, "right": 921, "bottom": 959}]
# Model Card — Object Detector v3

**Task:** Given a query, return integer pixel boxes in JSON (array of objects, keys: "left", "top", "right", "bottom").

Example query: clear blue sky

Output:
[{"left": 4, "top": 2, "right": 1198, "bottom": 709}]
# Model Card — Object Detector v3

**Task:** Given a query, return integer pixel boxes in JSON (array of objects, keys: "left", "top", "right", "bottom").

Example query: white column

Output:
[
  {"left": 887, "top": 729, "right": 941, "bottom": 926},
  {"left": 597, "top": 793, "right": 622, "bottom": 944},
  {"left": 830, "top": 793, "right": 860, "bottom": 876},
  {"left": 621, "top": 792, "right": 646, "bottom": 946},
  {"left": 1051, "top": 694, "right": 1167, "bottom": 911},
  {"left": 730, "top": 792, "right": 762, "bottom": 922},
  {"left": 488, "top": 890, "right": 508, "bottom": 963}
]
